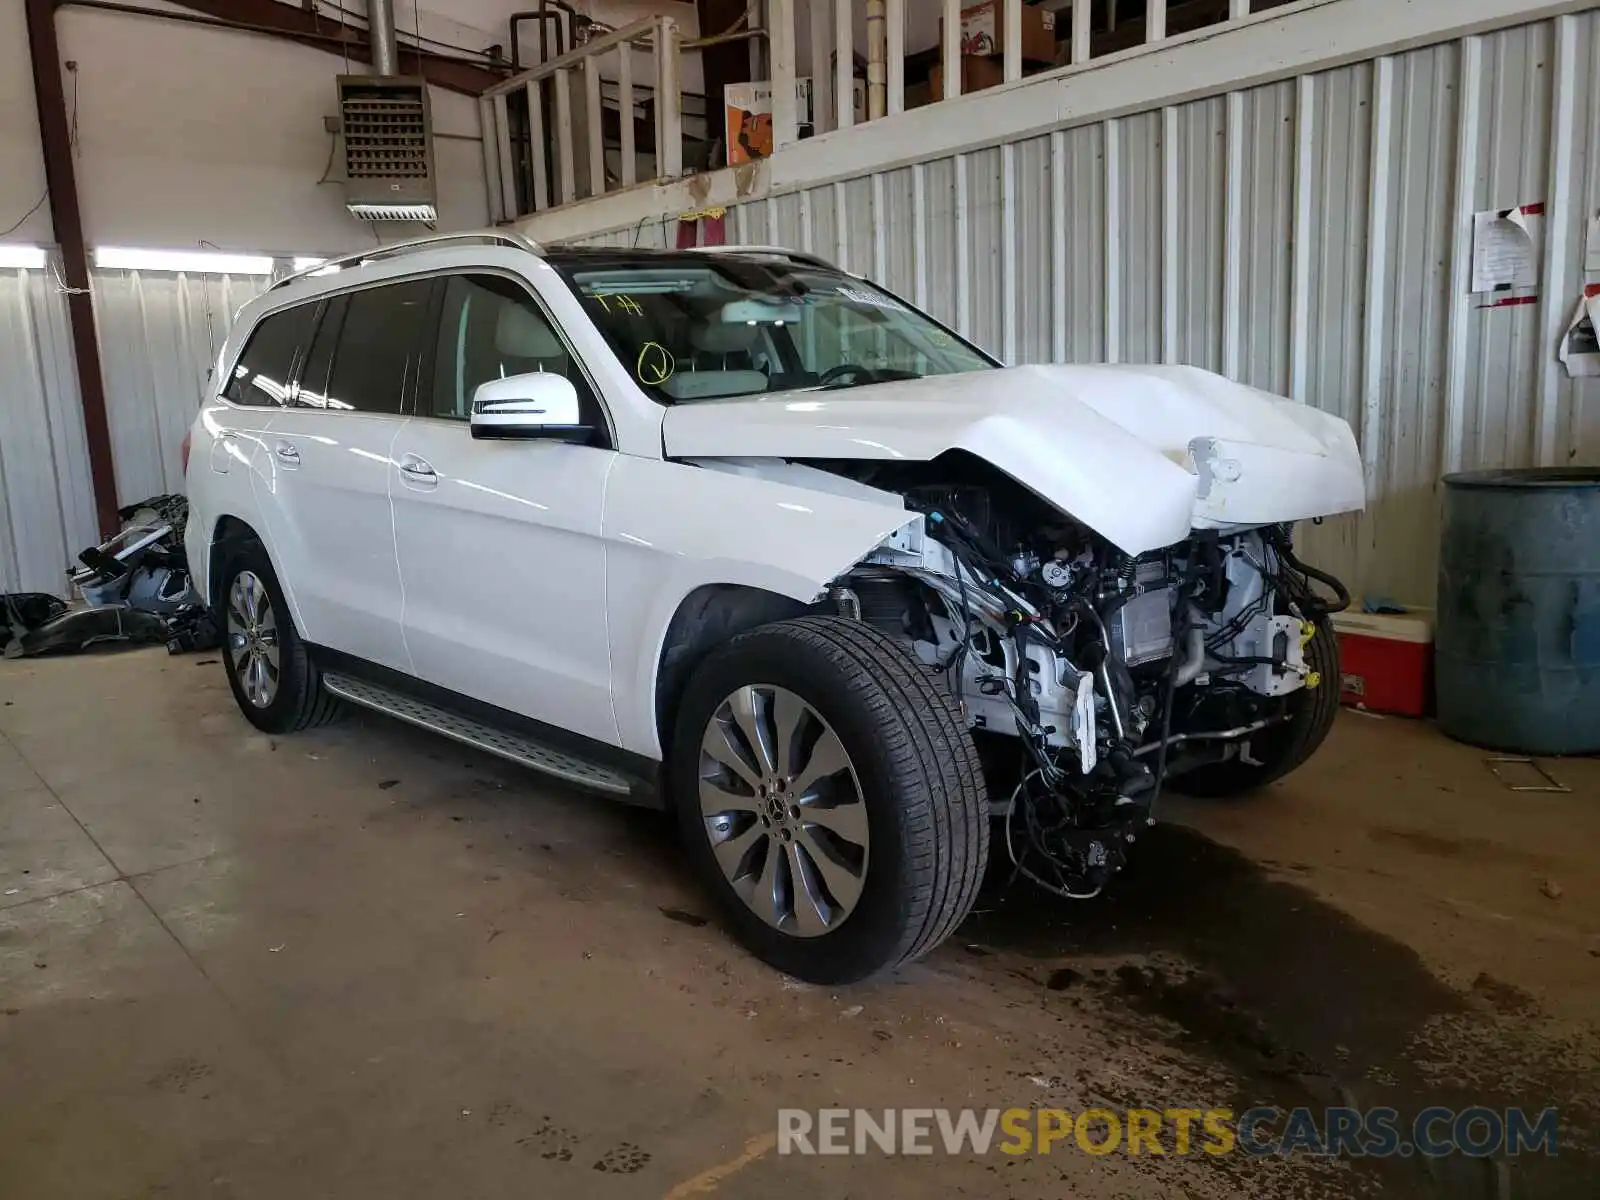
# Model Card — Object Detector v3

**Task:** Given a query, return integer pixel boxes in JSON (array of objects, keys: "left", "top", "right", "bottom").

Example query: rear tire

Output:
[
  {"left": 670, "top": 616, "right": 988, "bottom": 984},
  {"left": 218, "top": 543, "right": 344, "bottom": 735},
  {"left": 1171, "top": 612, "right": 1341, "bottom": 798}
]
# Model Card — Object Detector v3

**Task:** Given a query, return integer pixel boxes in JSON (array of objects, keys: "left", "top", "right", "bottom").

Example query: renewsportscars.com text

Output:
[{"left": 777, "top": 1106, "right": 1559, "bottom": 1159}]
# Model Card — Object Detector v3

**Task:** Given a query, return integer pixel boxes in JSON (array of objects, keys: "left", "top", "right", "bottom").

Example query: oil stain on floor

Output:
[{"left": 963, "top": 824, "right": 1600, "bottom": 1198}]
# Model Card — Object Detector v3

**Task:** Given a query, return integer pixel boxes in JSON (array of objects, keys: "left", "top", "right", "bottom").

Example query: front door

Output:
[
  {"left": 389, "top": 272, "right": 619, "bottom": 746},
  {"left": 253, "top": 279, "right": 432, "bottom": 674}
]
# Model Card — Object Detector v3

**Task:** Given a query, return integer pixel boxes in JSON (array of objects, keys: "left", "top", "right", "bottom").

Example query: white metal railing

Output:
[
  {"left": 776, "top": 0, "right": 1265, "bottom": 145},
  {"left": 482, "top": 1, "right": 1273, "bottom": 220},
  {"left": 478, "top": 17, "right": 682, "bottom": 222}
]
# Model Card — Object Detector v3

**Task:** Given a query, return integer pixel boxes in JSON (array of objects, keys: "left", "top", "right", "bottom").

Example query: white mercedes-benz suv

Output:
[{"left": 186, "top": 230, "right": 1364, "bottom": 982}]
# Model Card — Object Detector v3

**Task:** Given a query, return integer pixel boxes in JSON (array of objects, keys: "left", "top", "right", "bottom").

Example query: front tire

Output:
[
  {"left": 1172, "top": 612, "right": 1341, "bottom": 798},
  {"left": 218, "top": 543, "right": 343, "bottom": 734},
  {"left": 670, "top": 616, "right": 988, "bottom": 984}
]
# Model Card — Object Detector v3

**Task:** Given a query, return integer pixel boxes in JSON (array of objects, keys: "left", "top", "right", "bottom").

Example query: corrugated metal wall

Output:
[
  {"left": 0, "top": 261, "right": 266, "bottom": 594},
  {"left": 583, "top": 11, "right": 1600, "bottom": 610},
  {"left": 92, "top": 268, "right": 268, "bottom": 507},
  {"left": 0, "top": 266, "right": 95, "bottom": 597}
]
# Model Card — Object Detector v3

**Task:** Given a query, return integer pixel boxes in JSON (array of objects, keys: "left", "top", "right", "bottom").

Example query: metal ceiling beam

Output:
[
  {"left": 25, "top": 0, "right": 120, "bottom": 536},
  {"left": 104, "top": 0, "right": 508, "bottom": 94}
]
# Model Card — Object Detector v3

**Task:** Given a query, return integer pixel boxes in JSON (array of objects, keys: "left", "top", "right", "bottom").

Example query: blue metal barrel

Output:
[{"left": 1436, "top": 468, "right": 1600, "bottom": 754}]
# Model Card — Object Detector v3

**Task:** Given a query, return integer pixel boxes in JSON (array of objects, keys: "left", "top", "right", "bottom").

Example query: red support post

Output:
[{"left": 25, "top": 0, "right": 121, "bottom": 535}]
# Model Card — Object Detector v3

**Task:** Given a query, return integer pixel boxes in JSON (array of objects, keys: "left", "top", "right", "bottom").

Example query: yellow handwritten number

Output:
[{"left": 592, "top": 293, "right": 645, "bottom": 318}]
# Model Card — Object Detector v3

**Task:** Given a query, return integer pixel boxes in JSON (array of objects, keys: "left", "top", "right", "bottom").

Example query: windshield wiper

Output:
[{"left": 818, "top": 367, "right": 923, "bottom": 391}]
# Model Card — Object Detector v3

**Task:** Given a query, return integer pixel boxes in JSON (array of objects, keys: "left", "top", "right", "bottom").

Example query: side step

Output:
[{"left": 321, "top": 671, "right": 634, "bottom": 797}]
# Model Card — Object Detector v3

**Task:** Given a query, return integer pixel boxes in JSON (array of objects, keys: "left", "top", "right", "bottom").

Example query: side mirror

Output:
[{"left": 469, "top": 373, "right": 590, "bottom": 442}]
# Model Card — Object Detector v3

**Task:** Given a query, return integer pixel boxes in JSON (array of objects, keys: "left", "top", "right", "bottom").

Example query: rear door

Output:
[
  {"left": 209, "top": 300, "right": 316, "bottom": 487},
  {"left": 389, "top": 271, "right": 619, "bottom": 745},
  {"left": 192, "top": 304, "right": 318, "bottom": 614},
  {"left": 254, "top": 278, "right": 433, "bottom": 672}
]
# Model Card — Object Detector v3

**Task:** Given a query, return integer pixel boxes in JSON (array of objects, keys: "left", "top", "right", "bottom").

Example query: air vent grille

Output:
[
  {"left": 342, "top": 94, "right": 429, "bottom": 178},
  {"left": 336, "top": 75, "right": 437, "bottom": 222}
]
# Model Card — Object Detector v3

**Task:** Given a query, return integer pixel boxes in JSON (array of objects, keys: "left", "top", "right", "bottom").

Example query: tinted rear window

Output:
[
  {"left": 321, "top": 280, "right": 434, "bottom": 415},
  {"left": 224, "top": 304, "right": 316, "bottom": 406}
]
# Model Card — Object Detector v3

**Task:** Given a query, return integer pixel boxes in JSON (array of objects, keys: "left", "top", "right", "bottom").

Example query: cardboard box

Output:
[
  {"left": 929, "top": 55, "right": 1009, "bottom": 99},
  {"left": 940, "top": 1, "right": 1057, "bottom": 66},
  {"left": 1331, "top": 611, "right": 1434, "bottom": 718}
]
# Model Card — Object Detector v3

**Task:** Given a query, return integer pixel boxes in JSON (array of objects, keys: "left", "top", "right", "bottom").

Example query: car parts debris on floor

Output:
[{"left": 1, "top": 494, "right": 216, "bottom": 660}]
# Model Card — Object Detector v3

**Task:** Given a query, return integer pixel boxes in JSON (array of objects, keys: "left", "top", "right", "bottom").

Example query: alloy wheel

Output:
[
  {"left": 227, "top": 570, "right": 280, "bottom": 708},
  {"left": 698, "top": 685, "right": 869, "bottom": 937}
]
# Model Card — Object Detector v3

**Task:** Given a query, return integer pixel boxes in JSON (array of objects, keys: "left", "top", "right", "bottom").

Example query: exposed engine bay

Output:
[{"left": 817, "top": 455, "right": 1352, "bottom": 899}]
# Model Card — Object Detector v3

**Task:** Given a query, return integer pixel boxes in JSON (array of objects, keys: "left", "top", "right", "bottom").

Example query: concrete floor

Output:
[{"left": 1, "top": 647, "right": 1596, "bottom": 1199}]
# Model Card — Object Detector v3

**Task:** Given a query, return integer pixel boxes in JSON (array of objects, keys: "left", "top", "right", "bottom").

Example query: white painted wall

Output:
[
  {"left": 0, "top": 0, "right": 701, "bottom": 260},
  {"left": 0, "top": 4, "right": 489, "bottom": 256},
  {"left": 0, "top": 0, "right": 51, "bottom": 248}
]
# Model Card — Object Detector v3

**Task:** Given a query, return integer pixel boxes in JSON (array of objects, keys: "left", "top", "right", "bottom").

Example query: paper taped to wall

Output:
[
  {"left": 1471, "top": 207, "right": 1539, "bottom": 293},
  {"left": 725, "top": 79, "right": 815, "bottom": 165},
  {"left": 1560, "top": 286, "right": 1600, "bottom": 379},
  {"left": 1586, "top": 212, "right": 1600, "bottom": 274}
]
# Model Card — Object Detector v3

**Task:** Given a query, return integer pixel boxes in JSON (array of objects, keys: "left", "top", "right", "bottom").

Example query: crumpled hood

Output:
[{"left": 661, "top": 363, "right": 1365, "bottom": 555}]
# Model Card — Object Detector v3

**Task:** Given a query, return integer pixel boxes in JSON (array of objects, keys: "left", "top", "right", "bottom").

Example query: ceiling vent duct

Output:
[{"left": 336, "top": 74, "right": 437, "bottom": 223}]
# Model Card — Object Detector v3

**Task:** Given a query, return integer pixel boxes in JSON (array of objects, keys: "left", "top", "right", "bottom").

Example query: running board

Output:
[{"left": 321, "top": 671, "right": 634, "bottom": 797}]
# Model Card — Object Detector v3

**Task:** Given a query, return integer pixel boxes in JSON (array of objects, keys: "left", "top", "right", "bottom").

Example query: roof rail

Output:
[
  {"left": 684, "top": 244, "right": 845, "bottom": 274},
  {"left": 271, "top": 229, "right": 542, "bottom": 290}
]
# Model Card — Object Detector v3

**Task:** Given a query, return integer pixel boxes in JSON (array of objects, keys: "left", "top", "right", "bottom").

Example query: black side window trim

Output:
[
  {"left": 412, "top": 276, "right": 446, "bottom": 422},
  {"left": 293, "top": 294, "right": 346, "bottom": 411}
]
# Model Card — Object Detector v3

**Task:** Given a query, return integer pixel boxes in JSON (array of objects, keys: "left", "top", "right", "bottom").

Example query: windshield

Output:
[{"left": 545, "top": 250, "right": 996, "bottom": 403}]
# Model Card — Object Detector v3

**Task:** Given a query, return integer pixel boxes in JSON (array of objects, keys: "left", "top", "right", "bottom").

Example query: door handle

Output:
[
  {"left": 397, "top": 452, "right": 438, "bottom": 489},
  {"left": 274, "top": 441, "right": 300, "bottom": 468}
]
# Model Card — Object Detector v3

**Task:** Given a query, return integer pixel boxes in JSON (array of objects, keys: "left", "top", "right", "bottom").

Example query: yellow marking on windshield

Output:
[
  {"left": 637, "top": 341, "right": 676, "bottom": 386},
  {"left": 591, "top": 293, "right": 646, "bottom": 317}
]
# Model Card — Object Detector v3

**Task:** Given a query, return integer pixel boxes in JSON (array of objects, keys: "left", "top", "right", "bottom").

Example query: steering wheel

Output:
[{"left": 818, "top": 364, "right": 875, "bottom": 388}]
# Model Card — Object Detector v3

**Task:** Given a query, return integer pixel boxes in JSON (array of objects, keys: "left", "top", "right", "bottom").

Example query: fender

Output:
[
  {"left": 602, "top": 454, "right": 920, "bottom": 758},
  {"left": 183, "top": 402, "right": 312, "bottom": 636}
]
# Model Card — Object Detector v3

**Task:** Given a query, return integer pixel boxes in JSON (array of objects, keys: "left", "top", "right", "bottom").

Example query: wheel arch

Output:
[
  {"left": 204, "top": 515, "right": 309, "bottom": 638},
  {"left": 653, "top": 584, "right": 811, "bottom": 759},
  {"left": 207, "top": 515, "right": 264, "bottom": 612}
]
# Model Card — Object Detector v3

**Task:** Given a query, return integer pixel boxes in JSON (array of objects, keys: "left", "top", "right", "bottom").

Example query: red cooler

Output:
[{"left": 1330, "top": 611, "right": 1434, "bottom": 717}]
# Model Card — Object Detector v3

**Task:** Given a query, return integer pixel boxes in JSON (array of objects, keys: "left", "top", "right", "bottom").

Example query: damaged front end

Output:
[{"left": 823, "top": 459, "right": 1352, "bottom": 899}]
